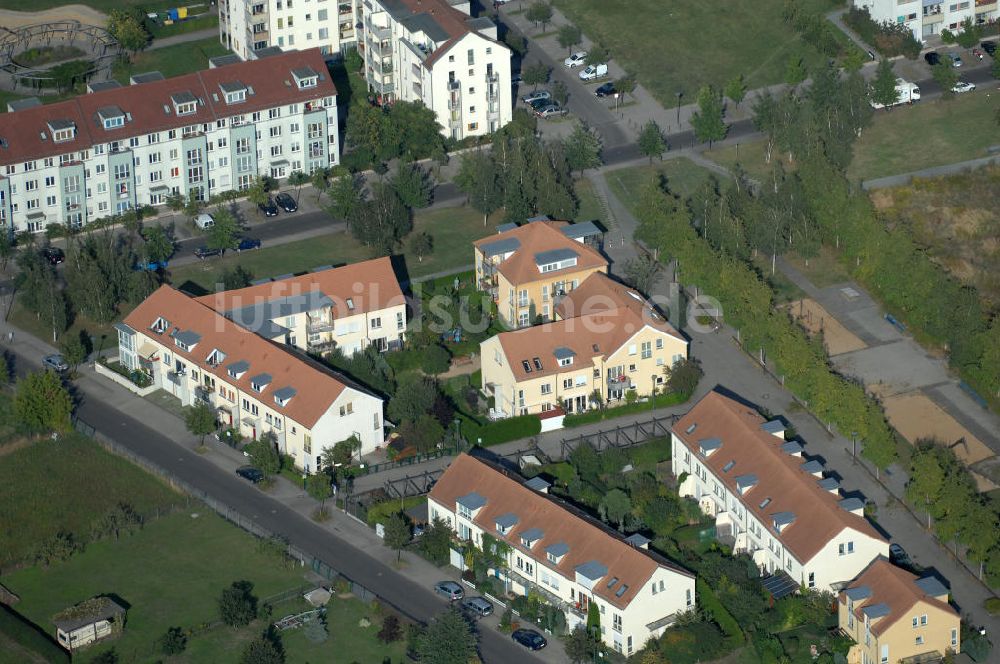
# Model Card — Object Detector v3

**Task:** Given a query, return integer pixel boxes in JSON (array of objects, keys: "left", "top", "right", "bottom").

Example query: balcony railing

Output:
[{"left": 307, "top": 320, "right": 335, "bottom": 334}]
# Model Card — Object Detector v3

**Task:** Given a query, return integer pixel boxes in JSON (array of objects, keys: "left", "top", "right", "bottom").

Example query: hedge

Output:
[
  {"left": 0, "top": 604, "right": 69, "bottom": 663},
  {"left": 463, "top": 413, "right": 541, "bottom": 447},
  {"left": 563, "top": 390, "right": 689, "bottom": 427},
  {"left": 696, "top": 578, "right": 743, "bottom": 642}
]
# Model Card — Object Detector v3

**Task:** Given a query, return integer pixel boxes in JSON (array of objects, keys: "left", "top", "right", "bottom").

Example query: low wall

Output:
[{"left": 94, "top": 360, "right": 157, "bottom": 397}]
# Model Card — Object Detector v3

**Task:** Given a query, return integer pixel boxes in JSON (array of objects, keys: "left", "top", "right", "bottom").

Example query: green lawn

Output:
[
  {"left": 8, "top": 299, "right": 117, "bottom": 351},
  {"left": 605, "top": 158, "right": 717, "bottom": 211},
  {"left": 169, "top": 206, "right": 494, "bottom": 294},
  {"left": 0, "top": 433, "right": 184, "bottom": 570},
  {"left": 113, "top": 37, "right": 229, "bottom": 84},
  {"left": 574, "top": 177, "right": 605, "bottom": 224},
  {"left": 784, "top": 246, "right": 852, "bottom": 288},
  {"left": 702, "top": 139, "right": 798, "bottom": 185},
  {"left": 849, "top": 92, "right": 1000, "bottom": 181},
  {"left": 552, "top": 0, "right": 841, "bottom": 108}
]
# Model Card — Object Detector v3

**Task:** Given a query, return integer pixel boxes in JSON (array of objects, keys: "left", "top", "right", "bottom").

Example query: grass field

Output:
[
  {"left": 170, "top": 206, "right": 496, "bottom": 293},
  {"left": 574, "top": 177, "right": 605, "bottom": 224},
  {"left": 8, "top": 301, "right": 117, "bottom": 352},
  {"left": 784, "top": 246, "right": 852, "bottom": 288},
  {"left": 551, "top": 0, "right": 841, "bottom": 108},
  {"left": 702, "top": 140, "right": 798, "bottom": 185},
  {"left": 849, "top": 92, "right": 1000, "bottom": 181},
  {"left": 605, "top": 157, "right": 718, "bottom": 209},
  {"left": 0, "top": 433, "right": 183, "bottom": 570},
  {"left": 113, "top": 38, "right": 229, "bottom": 84}
]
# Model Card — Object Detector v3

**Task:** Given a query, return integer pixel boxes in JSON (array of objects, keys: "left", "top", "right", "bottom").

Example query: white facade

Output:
[
  {"left": 362, "top": 0, "right": 512, "bottom": 139},
  {"left": 220, "top": 0, "right": 360, "bottom": 60},
  {"left": 853, "top": 0, "right": 998, "bottom": 40},
  {"left": 0, "top": 50, "right": 338, "bottom": 234}
]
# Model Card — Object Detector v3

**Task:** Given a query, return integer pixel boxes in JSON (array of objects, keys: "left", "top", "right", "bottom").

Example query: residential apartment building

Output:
[
  {"left": 852, "top": 0, "right": 997, "bottom": 40},
  {"left": 360, "top": 0, "right": 512, "bottom": 139},
  {"left": 0, "top": 49, "right": 338, "bottom": 234},
  {"left": 116, "top": 285, "right": 385, "bottom": 465},
  {"left": 219, "top": 0, "right": 359, "bottom": 60},
  {"left": 428, "top": 454, "right": 696, "bottom": 655},
  {"left": 473, "top": 219, "right": 608, "bottom": 328},
  {"left": 195, "top": 256, "right": 407, "bottom": 355},
  {"left": 671, "top": 390, "right": 889, "bottom": 592},
  {"left": 480, "top": 272, "right": 688, "bottom": 417},
  {"left": 839, "top": 558, "right": 960, "bottom": 664}
]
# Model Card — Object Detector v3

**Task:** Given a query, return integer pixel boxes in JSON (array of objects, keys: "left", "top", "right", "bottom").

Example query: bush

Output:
[
  {"left": 377, "top": 614, "right": 402, "bottom": 643},
  {"left": 218, "top": 580, "right": 258, "bottom": 627},
  {"left": 159, "top": 626, "right": 187, "bottom": 655},
  {"left": 420, "top": 344, "right": 451, "bottom": 375},
  {"left": 986, "top": 597, "right": 1000, "bottom": 615},
  {"left": 464, "top": 414, "right": 541, "bottom": 446},
  {"left": 843, "top": 7, "right": 921, "bottom": 58}
]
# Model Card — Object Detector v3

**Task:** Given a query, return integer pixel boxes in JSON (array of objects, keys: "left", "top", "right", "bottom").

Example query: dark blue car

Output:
[
  {"left": 134, "top": 260, "right": 168, "bottom": 271},
  {"left": 511, "top": 629, "right": 546, "bottom": 651},
  {"left": 237, "top": 237, "right": 261, "bottom": 252}
]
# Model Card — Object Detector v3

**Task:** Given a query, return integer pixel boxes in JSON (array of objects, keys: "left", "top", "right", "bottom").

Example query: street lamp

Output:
[
  {"left": 652, "top": 375, "right": 658, "bottom": 413},
  {"left": 453, "top": 417, "right": 462, "bottom": 453},
  {"left": 851, "top": 431, "right": 858, "bottom": 460},
  {"left": 675, "top": 91, "right": 683, "bottom": 127}
]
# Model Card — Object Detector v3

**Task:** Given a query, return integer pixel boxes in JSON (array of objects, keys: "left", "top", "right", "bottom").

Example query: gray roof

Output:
[
  {"left": 560, "top": 221, "right": 602, "bottom": 240},
  {"left": 839, "top": 497, "right": 864, "bottom": 513},
  {"left": 844, "top": 585, "right": 872, "bottom": 601},
  {"left": 224, "top": 292, "right": 332, "bottom": 335},
  {"left": 88, "top": 80, "right": 122, "bottom": 92},
  {"left": 526, "top": 215, "right": 551, "bottom": 223},
  {"left": 172, "top": 329, "right": 202, "bottom": 346},
  {"left": 520, "top": 527, "right": 544, "bottom": 542},
  {"left": 465, "top": 16, "right": 495, "bottom": 32},
  {"left": 914, "top": 576, "right": 949, "bottom": 598},
  {"left": 96, "top": 105, "right": 125, "bottom": 120},
  {"left": 552, "top": 346, "right": 576, "bottom": 360},
  {"left": 760, "top": 420, "right": 785, "bottom": 434},
  {"left": 524, "top": 476, "right": 551, "bottom": 492},
  {"left": 780, "top": 441, "right": 803, "bottom": 454},
  {"left": 698, "top": 437, "right": 723, "bottom": 454},
  {"left": 209, "top": 54, "right": 243, "bottom": 67},
  {"left": 735, "top": 474, "right": 758, "bottom": 489},
  {"left": 113, "top": 322, "right": 135, "bottom": 336},
  {"left": 8, "top": 97, "right": 42, "bottom": 111},
  {"left": 273, "top": 386, "right": 297, "bottom": 403},
  {"left": 800, "top": 460, "right": 824, "bottom": 474},
  {"left": 170, "top": 91, "right": 197, "bottom": 104},
  {"left": 457, "top": 491, "right": 487, "bottom": 511},
  {"left": 219, "top": 80, "right": 247, "bottom": 93},
  {"left": 817, "top": 477, "right": 840, "bottom": 491},
  {"left": 292, "top": 66, "right": 318, "bottom": 80},
  {"left": 130, "top": 71, "right": 164, "bottom": 84},
  {"left": 495, "top": 512, "right": 519, "bottom": 528},
  {"left": 575, "top": 560, "right": 608, "bottom": 582},
  {"left": 253, "top": 46, "right": 284, "bottom": 58},
  {"left": 250, "top": 372, "right": 272, "bottom": 387},
  {"left": 479, "top": 237, "right": 520, "bottom": 258},
  {"left": 47, "top": 118, "right": 75, "bottom": 130},
  {"left": 545, "top": 542, "right": 569, "bottom": 557},
  {"left": 400, "top": 13, "right": 450, "bottom": 42},
  {"left": 227, "top": 360, "right": 250, "bottom": 375},
  {"left": 495, "top": 222, "right": 518, "bottom": 233},
  {"left": 53, "top": 598, "right": 126, "bottom": 632},
  {"left": 534, "top": 248, "right": 578, "bottom": 266},
  {"left": 861, "top": 603, "right": 891, "bottom": 619},
  {"left": 624, "top": 533, "right": 651, "bottom": 548},
  {"left": 772, "top": 511, "right": 796, "bottom": 527}
]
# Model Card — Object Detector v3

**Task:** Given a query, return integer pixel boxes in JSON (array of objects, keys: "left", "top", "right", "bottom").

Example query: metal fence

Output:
[
  {"left": 558, "top": 414, "right": 677, "bottom": 459},
  {"left": 360, "top": 446, "right": 457, "bottom": 476}
]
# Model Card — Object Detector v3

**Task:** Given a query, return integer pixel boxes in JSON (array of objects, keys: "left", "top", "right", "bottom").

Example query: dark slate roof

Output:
[
  {"left": 698, "top": 437, "right": 723, "bottom": 454},
  {"left": 862, "top": 603, "right": 891, "bottom": 619},
  {"left": 625, "top": 533, "right": 651, "bottom": 548},
  {"left": 495, "top": 512, "right": 519, "bottom": 528},
  {"left": 210, "top": 54, "right": 243, "bottom": 67},
  {"left": 781, "top": 441, "right": 803, "bottom": 454},
  {"left": 800, "top": 460, "right": 824, "bottom": 474},
  {"left": 250, "top": 372, "right": 272, "bottom": 387},
  {"left": 227, "top": 360, "right": 251, "bottom": 374},
  {"left": 575, "top": 560, "right": 608, "bottom": 581},
  {"left": 524, "top": 477, "right": 551, "bottom": 492},
  {"left": 495, "top": 222, "right": 518, "bottom": 233},
  {"left": 273, "top": 386, "right": 297, "bottom": 402},
  {"left": 534, "top": 247, "right": 578, "bottom": 266},
  {"left": 223, "top": 291, "right": 332, "bottom": 335},
  {"left": 457, "top": 491, "right": 487, "bottom": 510},
  {"left": 552, "top": 346, "right": 576, "bottom": 360},
  {"left": 172, "top": 329, "right": 202, "bottom": 346},
  {"left": 545, "top": 541, "right": 569, "bottom": 557},
  {"left": 219, "top": 80, "right": 246, "bottom": 93},
  {"left": 560, "top": 221, "right": 601, "bottom": 240},
  {"left": 131, "top": 71, "right": 165, "bottom": 84},
  {"left": 735, "top": 474, "right": 758, "bottom": 489},
  {"left": 8, "top": 97, "right": 42, "bottom": 111},
  {"left": 479, "top": 237, "right": 520, "bottom": 257},
  {"left": 520, "top": 527, "right": 544, "bottom": 541},
  {"left": 773, "top": 511, "right": 796, "bottom": 527},
  {"left": 170, "top": 91, "right": 197, "bottom": 104},
  {"left": 760, "top": 420, "right": 785, "bottom": 434},
  {"left": 845, "top": 585, "right": 872, "bottom": 601},
  {"left": 46, "top": 118, "right": 76, "bottom": 130},
  {"left": 762, "top": 571, "right": 799, "bottom": 599},
  {"left": 400, "top": 12, "right": 450, "bottom": 41},
  {"left": 817, "top": 477, "right": 840, "bottom": 491},
  {"left": 914, "top": 576, "right": 949, "bottom": 598}
]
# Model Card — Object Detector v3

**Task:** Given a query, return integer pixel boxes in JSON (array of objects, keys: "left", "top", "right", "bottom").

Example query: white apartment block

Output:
[
  {"left": 853, "top": 0, "right": 998, "bottom": 40},
  {"left": 361, "top": 0, "right": 512, "bottom": 139},
  {"left": 0, "top": 49, "right": 338, "bottom": 234},
  {"left": 219, "top": 0, "right": 360, "bottom": 60},
  {"left": 671, "top": 391, "right": 889, "bottom": 592},
  {"left": 428, "top": 454, "right": 696, "bottom": 656}
]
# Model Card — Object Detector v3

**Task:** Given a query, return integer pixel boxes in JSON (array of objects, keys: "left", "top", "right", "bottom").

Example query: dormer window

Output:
[
  {"left": 206, "top": 349, "right": 227, "bottom": 366},
  {"left": 250, "top": 373, "right": 272, "bottom": 392},
  {"left": 545, "top": 542, "right": 568, "bottom": 563},
  {"left": 495, "top": 513, "right": 518, "bottom": 536},
  {"left": 171, "top": 329, "right": 201, "bottom": 352},
  {"left": 151, "top": 317, "right": 170, "bottom": 334},
  {"left": 554, "top": 347, "right": 575, "bottom": 367},
  {"left": 558, "top": 357, "right": 573, "bottom": 367},
  {"left": 346, "top": 297, "right": 355, "bottom": 310},
  {"left": 220, "top": 81, "right": 247, "bottom": 104},
  {"left": 48, "top": 120, "right": 76, "bottom": 143},
  {"left": 273, "top": 386, "right": 296, "bottom": 407},
  {"left": 97, "top": 106, "right": 126, "bottom": 130},
  {"left": 227, "top": 360, "right": 250, "bottom": 379},
  {"left": 520, "top": 527, "right": 543, "bottom": 549},
  {"left": 292, "top": 66, "right": 319, "bottom": 89},
  {"left": 171, "top": 92, "right": 198, "bottom": 116}
]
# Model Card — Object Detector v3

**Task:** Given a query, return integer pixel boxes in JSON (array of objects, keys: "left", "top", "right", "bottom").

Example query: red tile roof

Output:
[
  {"left": 473, "top": 220, "right": 608, "bottom": 286},
  {"left": 839, "top": 558, "right": 957, "bottom": 636},
  {"left": 428, "top": 454, "right": 693, "bottom": 610},
  {"left": 673, "top": 391, "right": 886, "bottom": 563},
  {"left": 0, "top": 48, "right": 336, "bottom": 166}
]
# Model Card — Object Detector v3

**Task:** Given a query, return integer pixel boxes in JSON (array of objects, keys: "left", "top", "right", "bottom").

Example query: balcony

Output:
[
  {"left": 339, "top": 3, "right": 353, "bottom": 14},
  {"left": 448, "top": 80, "right": 460, "bottom": 91},
  {"left": 194, "top": 385, "right": 214, "bottom": 404},
  {"left": 307, "top": 319, "right": 335, "bottom": 334},
  {"left": 486, "top": 72, "right": 499, "bottom": 83},
  {"left": 366, "top": 22, "right": 391, "bottom": 41},
  {"left": 607, "top": 374, "right": 633, "bottom": 389}
]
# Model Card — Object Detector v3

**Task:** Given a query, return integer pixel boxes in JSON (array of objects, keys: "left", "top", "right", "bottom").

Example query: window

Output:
[
  {"left": 236, "top": 156, "right": 252, "bottom": 173},
  {"left": 628, "top": 344, "right": 637, "bottom": 356},
  {"left": 44, "top": 176, "right": 55, "bottom": 188},
  {"left": 612, "top": 614, "right": 622, "bottom": 633},
  {"left": 270, "top": 145, "right": 283, "bottom": 157},
  {"left": 339, "top": 402, "right": 353, "bottom": 416},
  {"left": 807, "top": 572, "right": 815, "bottom": 588},
  {"left": 656, "top": 338, "right": 664, "bottom": 350},
  {"left": 235, "top": 137, "right": 251, "bottom": 155},
  {"left": 149, "top": 152, "right": 162, "bottom": 164},
  {"left": 103, "top": 115, "right": 125, "bottom": 129},
  {"left": 176, "top": 101, "right": 196, "bottom": 116},
  {"left": 686, "top": 588, "right": 692, "bottom": 607},
  {"left": 53, "top": 127, "right": 75, "bottom": 142},
  {"left": 920, "top": 614, "right": 927, "bottom": 626},
  {"left": 45, "top": 195, "right": 56, "bottom": 207},
  {"left": 187, "top": 167, "right": 203, "bottom": 184},
  {"left": 269, "top": 126, "right": 282, "bottom": 138},
  {"left": 225, "top": 89, "right": 246, "bottom": 104},
  {"left": 951, "top": 628, "right": 958, "bottom": 647},
  {"left": 541, "top": 384, "right": 552, "bottom": 395},
  {"left": 563, "top": 378, "right": 572, "bottom": 389},
  {"left": 186, "top": 148, "right": 203, "bottom": 165},
  {"left": 641, "top": 341, "right": 652, "bottom": 359},
  {"left": 881, "top": 645, "right": 889, "bottom": 663}
]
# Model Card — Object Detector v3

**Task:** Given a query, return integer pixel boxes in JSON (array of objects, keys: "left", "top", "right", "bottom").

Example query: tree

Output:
[
  {"left": 345, "top": 102, "right": 396, "bottom": 164},
  {"left": 871, "top": 59, "right": 900, "bottom": 109},
  {"left": 159, "top": 626, "right": 187, "bottom": 655},
  {"left": 302, "top": 615, "right": 328, "bottom": 643},
  {"left": 525, "top": 2, "right": 553, "bottom": 31},
  {"left": 60, "top": 334, "right": 87, "bottom": 373},
  {"left": 391, "top": 162, "right": 433, "bottom": 209},
  {"left": 665, "top": 357, "right": 703, "bottom": 397},
  {"left": 417, "top": 607, "right": 477, "bottom": 664},
  {"left": 599, "top": 488, "right": 632, "bottom": 531},
  {"left": 218, "top": 265, "right": 254, "bottom": 291},
  {"left": 552, "top": 80, "right": 569, "bottom": 106},
  {"left": 421, "top": 344, "right": 451, "bottom": 374},
  {"left": 906, "top": 443, "right": 947, "bottom": 528},
  {"left": 623, "top": 253, "right": 661, "bottom": 294},
  {"left": 14, "top": 370, "right": 72, "bottom": 434},
  {"left": 378, "top": 614, "right": 403, "bottom": 643},
  {"left": 557, "top": 24, "right": 582, "bottom": 54},
  {"left": 240, "top": 632, "right": 284, "bottom": 664},
  {"left": 219, "top": 580, "right": 258, "bottom": 627},
  {"left": 784, "top": 56, "right": 807, "bottom": 86},
  {"left": 207, "top": 206, "right": 240, "bottom": 252},
  {"left": 246, "top": 177, "right": 270, "bottom": 214},
  {"left": 287, "top": 170, "right": 310, "bottom": 202},
  {"left": 504, "top": 31, "right": 527, "bottom": 56},
  {"left": 397, "top": 415, "right": 446, "bottom": 454},
  {"left": 245, "top": 432, "right": 282, "bottom": 478},
  {"left": 565, "top": 627, "right": 603, "bottom": 664},
  {"left": 16, "top": 250, "right": 67, "bottom": 342},
  {"left": 993, "top": 47, "right": 1000, "bottom": 80},
  {"left": 383, "top": 512, "right": 411, "bottom": 561},
  {"left": 724, "top": 75, "right": 747, "bottom": 105},
  {"left": 564, "top": 123, "right": 602, "bottom": 174},
  {"left": 455, "top": 151, "right": 502, "bottom": 225},
  {"left": 388, "top": 374, "right": 438, "bottom": 423},
  {"left": 690, "top": 85, "right": 727, "bottom": 147},
  {"left": 420, "top": 517, "right": 452, "bottom": 566},
  {"left": 326, "top": 174, "right": 363, "bottom": 219},
  {"left": 522, "top": 61, "right": 550, "bottom": 89},
  {"left": 615, "top": 75, "right": 637, "bottom": 98},
  {"left": 955, "top": 17, "right": 980, "bottom": 48},
  {"left": 107, "top": 8, "right": 148, "bottom": 56},
  {"left": 387, "top": 101, "right": 447, "bottom": 160},
  {"left": 408, "top": 232, "right": 434, "bottom": 263},
  {"left": 141, "top": 225, "right": 173, "bottom": 264},
  {"left": 348, "top": 184, "right": 412, "bottom": 255},
  {"left": 637, "top": 120, "right": 666, "bottom": 163},
  {"left": 322, "top": 435, "right": 361, "bottom": 467},
  {"left": 184, "top": 402, "right": 217, "bottom": 449},
  {"left": 307, "top": 472, "right": 333, "bottom": 507},
  {"left": 932, "top": 61, "right": 959, "bottom": 97},
  {"left": 183, "top": 190, "right": 204, "bottom": 221},
  {"left": 310, "top": 167, "right": 329, "bottom": 203},
  {"left": 585, "top": 46, "right": 610, "bottom": 67}
]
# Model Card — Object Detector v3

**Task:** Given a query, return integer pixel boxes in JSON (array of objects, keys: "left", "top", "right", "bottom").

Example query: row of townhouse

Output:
[
  {"left": 428, "top": 454, "right": 696, "bottom": 656},
  {"left": 360, "top": 0, "right": 513, "bottom": 140},
  {"left": 853, "top": 0, "right": 998, "bottom": 40},
  {"left": 220, "top": 0, "right": 360, "bottom": 60},
  {"left": 671, "top": 390, "right": 890, "bottom": 592},
  {"left": 115, "top": 257, "right": 408, "bottom": 462},
  {"left": 0, "top": 49, "right": 338, "bottom": 234},
  {"left": 480, "top": 271, "right": 689, "bottom": 418}
]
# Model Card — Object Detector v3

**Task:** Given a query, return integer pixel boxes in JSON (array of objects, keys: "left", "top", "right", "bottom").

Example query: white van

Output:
[
  {"left": 194, "top": 213, "right": 215, "bottom": 229},
  {"left": 579, "top": 63, "right": 608, "bottom": 81}
]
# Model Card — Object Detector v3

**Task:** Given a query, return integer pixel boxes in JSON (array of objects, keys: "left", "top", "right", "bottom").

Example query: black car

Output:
[
  {"left": 511, "top": 629, "right": 546, "bottom": 651},
  {"left": 982, "top": 40, "right": 997, "bottom": 56},
  {"left": 274, "top": 192, "right": 298, "bottom": 212},
  {"left": 194, "top": 246, "right": 222, "bottom": 259},
  {"left": 236, "top": 466, "right": 264, "bottom": 483},
  {"left": 924, "top": 51, "right": 940, "bottom": 66},
  {"left": 594, "top": 82, "right": 616, "bottom": 97},
  {"left": 258, "top": 198, "right": 279, "bottom": 217},
  {"left": 42, "top": 246, "right": 65, "bottom": 265},
  {"left": 237, "top": 237, "right": 262, "bottom": 252}
]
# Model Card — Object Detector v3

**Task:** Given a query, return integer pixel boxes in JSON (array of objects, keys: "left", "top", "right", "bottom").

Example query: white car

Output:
[
  {"left": 194, "top": 213, "right": 215, "bottom": 229},
  {"left": 951, "top": 80, "right": 976, "bottom": 93},
  {"left": 578, "top": 63, "right": 608, "bottom": 81},
  {"left": 564, "top": 51, "right": 587, "bottom": 68}
]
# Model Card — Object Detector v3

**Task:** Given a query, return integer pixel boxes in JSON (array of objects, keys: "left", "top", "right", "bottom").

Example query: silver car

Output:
[
  {"left": 535, "top": 104, "right": 567, "bottom": 119},
  {"left": 42, "top": 354, "right": 69, "bottom": 372},
  {"left": 521, "top": 89, "right": 550, "bottom": 105},
  {"left": 434, "top": 580, "right": 464, "bottom": 601},
  {"left": 461, "top": 596, "right": 493, "bottom": 616}
]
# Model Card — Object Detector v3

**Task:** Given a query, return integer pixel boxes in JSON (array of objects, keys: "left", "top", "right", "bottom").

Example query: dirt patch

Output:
[
  {"left": 784, "top": 299, "right": 867, "bottom": 356},
  {"left": 0, "top": 5, "right": 108, "bottom": 29},
  {"left": 882, "top": 392, "right": 994, "bottom": 466},
  {"left": 0, "top": 437, "right": 34, "bottom": 458}
]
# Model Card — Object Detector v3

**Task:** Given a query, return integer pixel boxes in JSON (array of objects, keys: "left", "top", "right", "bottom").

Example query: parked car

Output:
[
  {"left": 952, "top": 80, "right": 976, "bottom": 93},
  {"left": 434, "top": 581, "right": 464, "bottom": 601},
  {"left": 461, "top": 597, "right": 493, "bottom": 617},
  {"left": 236, "top": 466, "right": 265, "bottom": 483},
  {"left": 42, "top": 246, "right": 65, "bottom": 265},
  {"left": 578, "top": 63, "right": 608, "bottom": 81},
  {"left": 594, "top": 82, "right": 616, "bottom": 97},
  {"left": 511, "top": 629, "right": 547, "bottom": 650},
  {"left": 564, "top": 51, "right": 587, "bottom": 68},
  {"left": 194, "top": 213, "right": 215, "bottom": 229},
  {"left": 258, "top": 198, "right": 279, "bottom": 217},
  {"left": 274, "top": 192, "right": 298, "bottom": 212},
  {"left": 527, "top": 96, "right": 552, "bottom": 111},
  {"left": 948, "top": 53, "right": 962, "bottom": 67},
  {"left": 521, "top": 89, "right": 550, "bottom": 105},
  {"left": 42, "top": 354, "right": 69, "bottom": 372},
  {"left": 889, "top": 543, "right": 911, "bottom": 566},
  {"left": 924, "top": 51, "right": 940, "bottom": 66},
  {"left": 511, "top": 72, "right": 523, "bottom": 85},
  {"left": 535, "top": 104, "right": 567, "bottom": 118},
  {"left": 982, "top": 40, "right": 997, "bottom": 56},
  {"left": 237, "top": 237, "right": 262, "bottom": 252},
  {"left": 133, "top": 260, "right": 168, "bottom": 271},
  {"left": 194, "top": 246, "right": 222, "bottom": 259}
]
